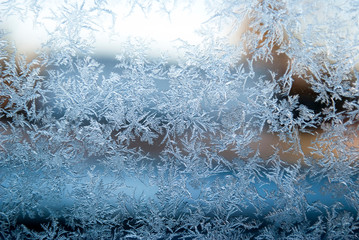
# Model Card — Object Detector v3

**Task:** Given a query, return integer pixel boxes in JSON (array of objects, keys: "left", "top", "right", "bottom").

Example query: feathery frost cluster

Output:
[{"left": 1, "top": 0, "right": 359, "bottom": 239}]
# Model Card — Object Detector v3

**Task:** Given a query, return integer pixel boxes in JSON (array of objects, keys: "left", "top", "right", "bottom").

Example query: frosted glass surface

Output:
[{"left": 1, "top": 0, "right": 359, "bottom": 238}]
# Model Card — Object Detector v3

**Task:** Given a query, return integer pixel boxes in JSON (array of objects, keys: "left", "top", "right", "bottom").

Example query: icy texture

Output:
[{"left": 1, "top": 0, "right": 359, "bottom": 239}]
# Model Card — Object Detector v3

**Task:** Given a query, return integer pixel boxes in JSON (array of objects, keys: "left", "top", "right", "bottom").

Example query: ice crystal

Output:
[{"left": 1, "top": 0, "right": 359, "bottom": 238}]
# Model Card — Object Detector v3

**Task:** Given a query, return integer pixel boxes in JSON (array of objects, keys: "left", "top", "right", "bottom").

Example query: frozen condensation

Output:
[{"left": 1, "top": 0, "right": 359, "bottom": 238}]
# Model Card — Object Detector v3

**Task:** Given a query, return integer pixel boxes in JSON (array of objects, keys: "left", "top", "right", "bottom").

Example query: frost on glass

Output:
[{"left": 1, "top": 0, "right": 359, "bottom": 239}]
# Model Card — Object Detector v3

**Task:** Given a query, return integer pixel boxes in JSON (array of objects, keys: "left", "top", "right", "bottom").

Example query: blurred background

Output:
[{"left": 1, "top": 0, "right": 358, "bottom": 163}]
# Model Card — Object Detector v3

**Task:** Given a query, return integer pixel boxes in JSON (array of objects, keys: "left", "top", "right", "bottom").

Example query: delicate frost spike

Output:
[{"left": 1, "top": 0, "right": 359, "bottom": 238}]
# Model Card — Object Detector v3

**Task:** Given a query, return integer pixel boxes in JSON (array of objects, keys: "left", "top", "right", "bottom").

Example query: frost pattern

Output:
[{"left": 1, "top": 0, "right": 359, "bottom": 239}]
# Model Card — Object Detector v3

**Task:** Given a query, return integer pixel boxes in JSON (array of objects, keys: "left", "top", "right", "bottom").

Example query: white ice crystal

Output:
[{"left": 1, "top": 0, "right": 359, "bottom": 238}]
